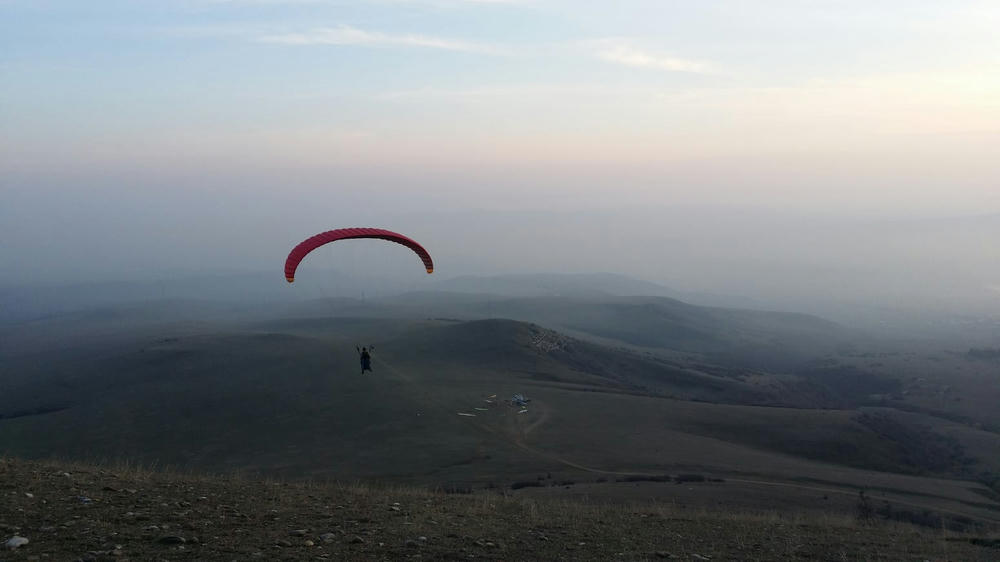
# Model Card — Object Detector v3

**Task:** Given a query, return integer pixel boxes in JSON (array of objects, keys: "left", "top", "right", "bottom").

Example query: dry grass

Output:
[{"left": 3, "top": 456, "right": 997, "bottom": 561}]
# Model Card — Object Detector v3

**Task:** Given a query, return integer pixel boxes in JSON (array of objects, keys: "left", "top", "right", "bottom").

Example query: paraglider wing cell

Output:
[{"left": 284, "top": 227, "right": 434, "bottom": 282}]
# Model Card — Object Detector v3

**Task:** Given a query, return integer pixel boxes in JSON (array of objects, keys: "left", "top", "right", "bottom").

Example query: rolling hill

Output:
[{"left": 2, "top": 313, "right": 999, "bottom": 528}]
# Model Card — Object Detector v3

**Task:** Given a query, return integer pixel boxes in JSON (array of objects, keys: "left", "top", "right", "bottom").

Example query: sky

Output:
[{"left": 2, "top": 1, "right": 999, "bottom": 315}]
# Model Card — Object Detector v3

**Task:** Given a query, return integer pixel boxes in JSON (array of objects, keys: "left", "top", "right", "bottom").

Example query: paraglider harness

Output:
[{"left": 357, "top": 345, "right": 374, "bottom": 374}]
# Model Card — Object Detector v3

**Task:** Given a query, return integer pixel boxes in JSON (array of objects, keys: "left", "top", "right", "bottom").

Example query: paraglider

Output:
[
  {"left": 357, "top": 345, "right": 374, "bottom": 374},
  {"left": 284, "top": 228, "right": 433, "bottom": 378},
  {"left": 284, "top": 227, "right": 434, "bottom": 283}
]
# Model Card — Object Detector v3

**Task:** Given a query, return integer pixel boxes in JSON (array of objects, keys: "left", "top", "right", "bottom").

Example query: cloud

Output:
[
  {"left": 595, "top": 42, "right": 711, "bottom": 74},
  {"left": 377, "top": 83, "right": 660, "bottom": 101},
  {"left": 212, "top": 0, "right": 525, "bottom": 3},
  {"left": 259, "top": 25, "right": 504, "bottom": 53}
]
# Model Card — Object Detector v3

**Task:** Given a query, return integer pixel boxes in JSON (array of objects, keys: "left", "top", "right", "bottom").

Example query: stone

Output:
[
  {"left": 5, "top": 536, "right": 29, "bottom": 550},
  {"left": 157, "top": 536, "right": 186, "bottom": 545}
]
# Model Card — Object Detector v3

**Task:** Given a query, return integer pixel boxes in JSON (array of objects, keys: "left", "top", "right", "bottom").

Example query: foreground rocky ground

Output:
[{"left": 1, "top": 458, "right": 997, "bottom": 561}]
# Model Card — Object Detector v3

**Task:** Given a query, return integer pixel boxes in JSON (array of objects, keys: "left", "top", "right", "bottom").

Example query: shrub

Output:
[
  {"left": 617, "top": 475, "right": 671, "bottom": 483},
  {"left": 675, "top": 474, "right": 707, "bottom": 484}
]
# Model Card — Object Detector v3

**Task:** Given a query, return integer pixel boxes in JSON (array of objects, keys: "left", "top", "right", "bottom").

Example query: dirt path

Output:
[{"left": 374, "top": 357, "right": 1000, "bottom": 525}]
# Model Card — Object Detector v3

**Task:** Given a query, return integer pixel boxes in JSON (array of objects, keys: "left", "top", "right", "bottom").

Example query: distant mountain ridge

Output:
[
  {"left": 361, "top": 292, "right": 847, "bottom": 369},
  {"left": 430, "top": 272, "right": 679, "bottom": 298},
  {"left": 0, "top": 271, "right": 763, "bottom": 325},
  {"left": 429, "top": 272, "right": 764, "bottom": 309}
]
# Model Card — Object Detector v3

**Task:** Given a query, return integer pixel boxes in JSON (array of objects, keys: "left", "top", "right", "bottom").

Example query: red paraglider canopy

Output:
[{"left": 284, "top": 227, "right": 434, "bottom": 283}]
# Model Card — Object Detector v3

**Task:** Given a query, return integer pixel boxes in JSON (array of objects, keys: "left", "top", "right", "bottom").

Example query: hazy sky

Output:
[{"left": 2, "top": 1, "right": 999, "bottom": 312}]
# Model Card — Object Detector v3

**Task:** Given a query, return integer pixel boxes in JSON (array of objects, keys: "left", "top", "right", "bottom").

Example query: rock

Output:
[
  {"left": 5, "top": 536, "right": 29, "bottom": 550},
  {"left": 418, "top": 536, "right": 428, "bottom": 542},
  {"left": 405, "top": 539, "right": 419, "bottom": 548},
  {"left": 289, "top": 529, "right": 307, "bottom": 536},
  {"left": 348, "top": 535, "right": 365, "bottom": 544},
  {"left": 320, "top": 532, "right": 336, "bottom": 543},
  {"left": 24, "top": 492, "right": 34, "bottom": 498},
  {"left": 691, "top": 555, "right": 711, "bottom": 561},
  {"left": 275, "top": 539, "right": 292, "bottom": 547},
  {"left": 157, "top": 535, "right": 186, "bottom": 545},
  {"left": 304, "top": 540, "right": 314, "bottom": 547},
  {"left": 389, "top": 506, "right": 401, "bottom": 511}
]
